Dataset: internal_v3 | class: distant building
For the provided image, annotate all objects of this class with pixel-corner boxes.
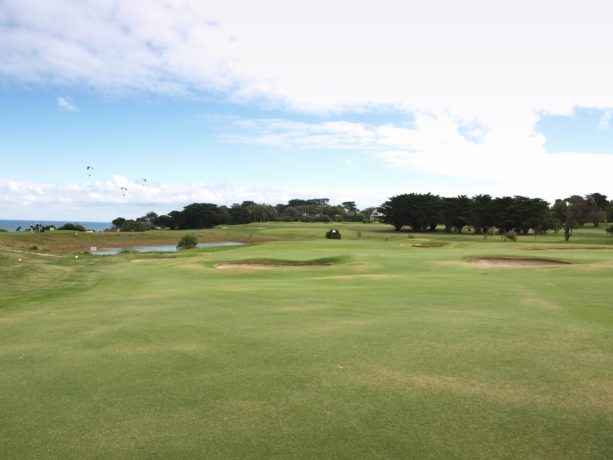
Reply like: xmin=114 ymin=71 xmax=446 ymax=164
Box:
xmin=370 ymin=210 xmax=384 ymax=222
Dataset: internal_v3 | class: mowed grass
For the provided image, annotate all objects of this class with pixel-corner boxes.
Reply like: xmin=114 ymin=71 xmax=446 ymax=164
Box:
xmin=1 ymin=223 xmax=613 ymax=459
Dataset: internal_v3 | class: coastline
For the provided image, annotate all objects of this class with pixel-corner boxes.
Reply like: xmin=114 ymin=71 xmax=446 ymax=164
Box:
xmin=0 ymin=219 xmax=112 ymax=232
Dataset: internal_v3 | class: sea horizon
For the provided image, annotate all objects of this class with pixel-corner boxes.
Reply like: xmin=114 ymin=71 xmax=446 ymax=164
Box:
xmin=0 ymin=219 xmax=112 ymax=232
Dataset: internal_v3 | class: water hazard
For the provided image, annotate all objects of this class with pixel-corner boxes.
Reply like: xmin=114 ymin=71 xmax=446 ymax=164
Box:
xmin=92 ymin=242 xmax=244 ymax=255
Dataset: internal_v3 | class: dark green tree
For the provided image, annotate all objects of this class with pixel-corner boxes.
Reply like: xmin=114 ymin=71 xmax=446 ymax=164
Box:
xmin=154 ymin=214 xmax=177 ymax=229
xmin=468 ymin=194 xmax=495 ymax=235
xmin=228 ymin=203 xmax=250 ymax=224
xmin=136 ymin=211 xmax=159 ymax=230
xmin=440 ymin=195 xmax=471 ymax=233
xmin=557 ymin=196 xmax=585 ymax=241
xmin=341 ymin=201 xmax=358 ymax=213
xmin=378 ymin=195 xmax=411 ymax=231
xmin=179 ymin=203 xmax=228 ymax=229
xmin=585 ymin=193 xmax=608 ymax=227
xmin=379 ymin=193 xmax=442 ymax=231
xmin=492 ymin=196 xmax=516 ymax=233
xmin=58 ymin=223 xmax=86 ymax=232
xmin=112 ymin=217 xmax=126 ymax=230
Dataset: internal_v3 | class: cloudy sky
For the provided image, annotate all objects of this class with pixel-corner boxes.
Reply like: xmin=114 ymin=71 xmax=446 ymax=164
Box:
xmin=1 ymin=0 xmax=613 ymax=221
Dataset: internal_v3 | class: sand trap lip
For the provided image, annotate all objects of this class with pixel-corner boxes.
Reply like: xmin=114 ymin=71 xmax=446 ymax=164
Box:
xmin=412 ymin=242 xmax=448 ymax=248
xmin=312 ymin=274 xmax=399 ymax=280
xmin=467 ymin=257 xmax=572 ymax=266
xmin=524 ymin=246 xmax=613 ymax=251
xmin=216 ymin=262 xmax=330 ymax=270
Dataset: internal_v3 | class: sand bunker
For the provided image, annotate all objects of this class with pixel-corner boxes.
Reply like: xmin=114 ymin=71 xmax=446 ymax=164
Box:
xmin=412 ymin=242 xmax=448 ymax=248
xmin=216 ymin=262 xmax=330 ymax=270
xmin=467 ymin=257 xmax=572 ymax=267
xmin=216 ymin=263 xmax=277 ymax=270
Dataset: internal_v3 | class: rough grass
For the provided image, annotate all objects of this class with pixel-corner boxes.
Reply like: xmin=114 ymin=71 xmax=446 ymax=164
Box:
xmin=1 ymin=223 xmax=612 ymax=459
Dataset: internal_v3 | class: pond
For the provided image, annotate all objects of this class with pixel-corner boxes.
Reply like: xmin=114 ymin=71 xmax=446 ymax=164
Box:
xmin=92 ymin=242 xmax=244 ymax=256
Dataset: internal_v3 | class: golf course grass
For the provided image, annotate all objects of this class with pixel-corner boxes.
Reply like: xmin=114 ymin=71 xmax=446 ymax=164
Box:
xmin=1 ymin=223 xmax=612 ymax=458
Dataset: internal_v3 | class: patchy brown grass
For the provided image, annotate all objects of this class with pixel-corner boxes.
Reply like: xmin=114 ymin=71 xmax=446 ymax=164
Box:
xmin=466 ymin=257 xmax=572 ymax=266
xmin=344 ymin=366 xmax=613 ymax=411
xmin=215 ymin=262 xmax=330 ymax=270
xmin=524 ymin=246 xmax=613 ymax=251
xmin=311 ymin=274 xmax=400 ymax=280
xmin=275 ymin=304 xmax=332 ymax=313
xmin=130 ymin=256 xmax=179 ymax=263
xmin=101 ymin=343 xmax=203 ymax=354
xmin=521 ymin=293 xmax=562 ymax=310
xmin=299 ymin=319 xmax=376 ymax=337
xmin=411 ymin=242 xmax=449 ymax=248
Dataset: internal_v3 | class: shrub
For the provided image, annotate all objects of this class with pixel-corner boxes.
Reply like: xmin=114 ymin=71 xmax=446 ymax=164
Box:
xmin=504 ymin=230 xmax=518 ymax=242
xmin=120 ymin=220 xmax=146 ymax=232
xmin=607 ymin=225 xmax=613 ymax=236
xmin=0 ymin=228 xmax=7 ymax=232
xmin=325 ymin=229 xmax=341 ymax=240
xmin=177 ymin=234 xmax=198 ymax=250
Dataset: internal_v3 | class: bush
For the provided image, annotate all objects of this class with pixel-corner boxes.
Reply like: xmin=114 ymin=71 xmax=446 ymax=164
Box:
xmin=325 ymin=229 xmax=341 ymax=240
xmin=606 ymin=225 xmax=613 ymax=236
xmin=177 ymin=234 xmax=198 ymax=250
xmin=58 ymin=223 xmax=86 ymax=232
xmin=120 ymin=220 xmax=147 ymax=232
xmin=0 ymin=228 xmax=7 ymax=232
xmin=504 ymin=230 xmax=518 ymax=242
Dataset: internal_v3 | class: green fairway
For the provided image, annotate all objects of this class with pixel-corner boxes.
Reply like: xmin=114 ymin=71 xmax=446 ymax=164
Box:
xmin=1 ymin=223 xmax=613 ymax=459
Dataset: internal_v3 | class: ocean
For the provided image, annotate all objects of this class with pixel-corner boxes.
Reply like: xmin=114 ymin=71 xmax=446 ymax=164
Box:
xmin=0 ymin=220 xmax=112 ymax=232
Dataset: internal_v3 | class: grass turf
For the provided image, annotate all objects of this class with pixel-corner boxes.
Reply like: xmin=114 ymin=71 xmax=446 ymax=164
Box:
xmin=1 ymin=223 xmax=612 ymax=458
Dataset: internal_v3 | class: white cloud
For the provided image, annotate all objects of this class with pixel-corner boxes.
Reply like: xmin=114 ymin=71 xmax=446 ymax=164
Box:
xmin=2 ymin=1 xmax=613 ymax=203
xmin=0 ymin=177 xmax=391 ymax=220
xmin=206 ymin=116 xmax=377 ymax=150
xmin=0 ymin=0 xmax=244 ymax=97
xmin=598 ymin=111 xmax=613 ymax=130
xmin=56 ymin=96 xmax=78 ymax=111
xmin=213 ymin=111 xmax=613 ymax=202
xmin=2 ymin=0 xmax=613 ymax=115
xmin=373 ymin=111 xmax=613 ymax=201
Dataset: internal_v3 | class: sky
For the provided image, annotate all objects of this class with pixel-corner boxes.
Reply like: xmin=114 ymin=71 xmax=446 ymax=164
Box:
xmin=1 ymin=0 xmax=613 ymax=221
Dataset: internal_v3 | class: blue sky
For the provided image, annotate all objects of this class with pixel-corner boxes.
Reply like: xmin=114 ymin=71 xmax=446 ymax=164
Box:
xmin=537 ymin=108 xmax=613 ymax=154
xmin=1 ymin=1 xmax=613 ymax=220
xmin=0 ymin=87 xmax=426 ymax=193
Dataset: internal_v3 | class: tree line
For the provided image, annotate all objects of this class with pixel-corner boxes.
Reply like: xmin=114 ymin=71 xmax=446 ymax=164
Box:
xmin=111 ymin=193 xmax=612 ymax=242
xmin=112 ymin=199 xmax=375 ymax=232
xmin=378 ymin=192 xmax=612 ymax=241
